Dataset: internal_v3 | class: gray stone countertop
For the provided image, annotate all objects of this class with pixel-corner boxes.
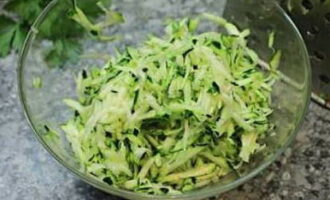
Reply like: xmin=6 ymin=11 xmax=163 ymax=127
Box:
xmin=0 ymin=53 xmax=329 ymax=200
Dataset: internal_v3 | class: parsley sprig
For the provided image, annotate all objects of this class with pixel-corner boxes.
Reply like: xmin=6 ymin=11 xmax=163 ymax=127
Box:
xmin=0 ymin=0 xmax=118 ymax=67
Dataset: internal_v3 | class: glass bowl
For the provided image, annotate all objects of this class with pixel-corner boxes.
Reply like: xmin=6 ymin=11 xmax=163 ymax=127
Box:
xmin=18 ymin=0 xmax=311 ymax=199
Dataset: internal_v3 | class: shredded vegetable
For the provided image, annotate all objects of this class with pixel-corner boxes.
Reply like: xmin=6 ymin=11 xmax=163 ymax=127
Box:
xmin=62 ymin=14 xmax=279 ymax=194
xmin=32 ymin=77 xmax=42 ymax=89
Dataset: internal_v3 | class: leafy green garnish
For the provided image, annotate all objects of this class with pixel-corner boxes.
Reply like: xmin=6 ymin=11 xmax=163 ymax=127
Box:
xmin=0 ymin=16 xmax=26 ymax=57
xmin=0 ymin=0 xmax=121 ymax=67
xmin=62 ymin=14 xmax=279 ymax=194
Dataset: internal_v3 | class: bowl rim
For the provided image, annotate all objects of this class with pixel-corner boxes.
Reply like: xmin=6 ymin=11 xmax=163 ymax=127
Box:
xmin=17 ymin=0 xmax=312 ymax=199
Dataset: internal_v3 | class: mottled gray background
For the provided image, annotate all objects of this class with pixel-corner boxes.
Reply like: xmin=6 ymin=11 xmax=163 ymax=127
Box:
xmin=0 ymin=51 xmax=329 ymax=200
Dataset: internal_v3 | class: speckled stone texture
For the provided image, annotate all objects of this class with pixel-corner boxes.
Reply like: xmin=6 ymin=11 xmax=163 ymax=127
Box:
xmin=0 ymin=52 xmax=329 ymax=200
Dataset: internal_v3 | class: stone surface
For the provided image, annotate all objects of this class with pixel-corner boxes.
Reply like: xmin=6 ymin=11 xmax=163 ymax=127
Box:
xmin=1 ymin=52 xmax=329 ymax=200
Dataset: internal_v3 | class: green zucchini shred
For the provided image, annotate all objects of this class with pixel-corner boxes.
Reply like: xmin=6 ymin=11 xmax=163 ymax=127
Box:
xmin=32 ymin=77 xmax=42 ymax=89
xmin=62 ymin=13 xmax=279 ymax=194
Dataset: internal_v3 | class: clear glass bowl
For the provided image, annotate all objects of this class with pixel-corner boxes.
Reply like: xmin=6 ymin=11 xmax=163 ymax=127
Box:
xmin=18 ymin=0 xmax=311 ymax=199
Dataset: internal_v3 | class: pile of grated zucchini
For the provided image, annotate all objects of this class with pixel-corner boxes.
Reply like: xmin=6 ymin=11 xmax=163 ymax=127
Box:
xmin=62 ymin=13 xmax=280 ymax=194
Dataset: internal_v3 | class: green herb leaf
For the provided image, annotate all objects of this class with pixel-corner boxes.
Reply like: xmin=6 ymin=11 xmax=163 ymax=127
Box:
xmin=4 ymin=0 xmax=41 ymax=23
xmin=44 ymin=39 xmax=82 ymax=68
xmin=0 ymin=16 xmax=18 ymax=56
